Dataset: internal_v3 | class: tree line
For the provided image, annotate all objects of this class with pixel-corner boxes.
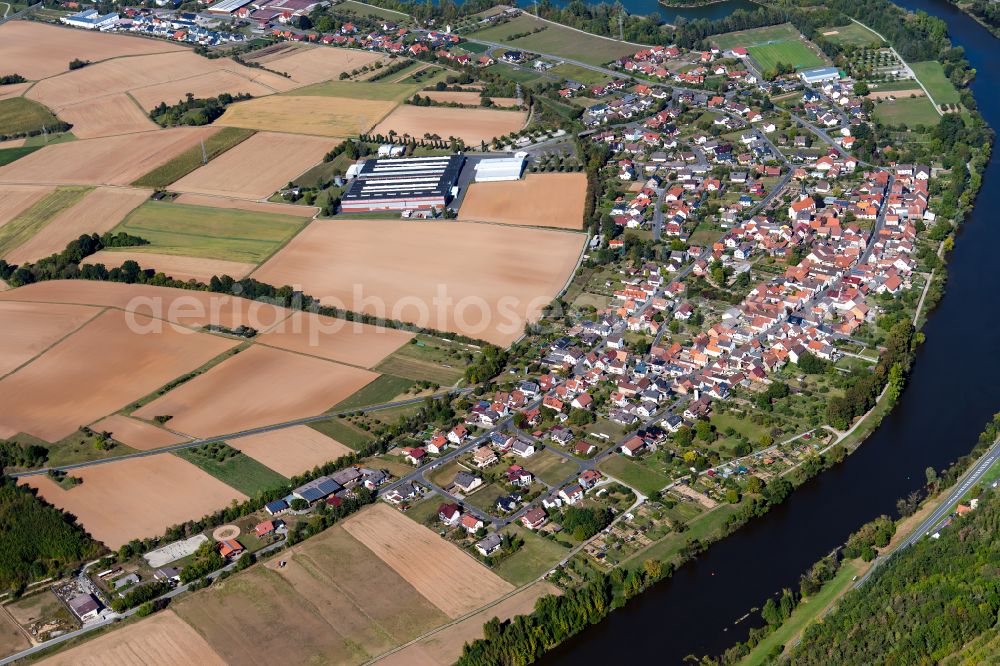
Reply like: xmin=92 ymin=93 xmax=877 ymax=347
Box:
xmin=150 ymin=92 xmax=252 ymax=127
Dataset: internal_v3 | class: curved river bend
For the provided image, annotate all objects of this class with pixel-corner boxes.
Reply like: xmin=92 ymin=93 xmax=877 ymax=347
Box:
xmin=543 ymin=1 xmax=1000 ymax=662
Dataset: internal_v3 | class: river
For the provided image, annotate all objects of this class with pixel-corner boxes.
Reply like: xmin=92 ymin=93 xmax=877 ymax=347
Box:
xmin=542 ymin=0 xmax=1000 ymax=663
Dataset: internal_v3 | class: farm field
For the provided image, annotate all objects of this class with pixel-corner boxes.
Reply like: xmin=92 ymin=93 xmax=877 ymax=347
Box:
xmin=91 ymin=414 xmax=189 ymax=451
xmin=0 ymin=97 xmax=63 ymax=138
xmin=5 ymin=186 xmax=149 ymax=264
xmin=132 ymin=126 xmax=254 ymax=189
xmin=748 ymin=41 xmax=824 ymax=71
xmin=83 ymin=250 xmax=256 ymax=283
xmin=289 ymin=79 xmax=421 ymax=102
xmin=133 ymin=345 xmax=378 ymax=438
xmin=102 ymin=199 xmax=307 ymax=263
xmin=0 ymin=145 xmax=40 ymax=167
xmin=458 ymin=172 xmax=586 ymax=229
xmin=0 ymin=300 xmax=99 ymax=377
xmin=0 ymin=184 xmax=54 ymax=228
xmin=0 ymin=21 xmax=183 ymax=81
xmin=170 ymin=131 xmax=334 ymax=200
xmin=0 ymin=308 xmax=238 ymax=442
xmin=250 ymin=219 xmax=586 ymax=346
xmin=332 ymin=374 xmax=414 ymax=410
xmin=173 ymin=192 xmax=317 ymax=217
xmin=817 ymin=23 xmax=884 ymax=47
xmin=873 ymin=95 xmax=941 ymax=127
xmin=36 ymin=610 xmax=227 ymax=666
xmin=308 ymin=418 xmax=374 ymax=450
xmin=375 ymin=581 xmax=559 ymax=666
xmin=228 ymin=425 xmax=353 ymax=477
xmin=469 ymin=14 xmax=636 ymax=66
xmin=911 ymin=60 xmax=962 ymax=105
xmin=26 ymin=50 xmax=293 ymax=110
xmin=217 ymin=94 xmax=396 ymax=138
xmin=0 ymin=82 xmax=33 ymax=102
xmin=246 ymin=43 xmax=385 ymax=85
xmin=422 ymin=90 xmax=520 ymax=107
xmin=373 ymin=337 xmax=466 ymax=386
xmin=0 ymin=610 xmax=32 ymax=659
xmin=20 ymin=453 xmax=247 ymax=548
xmin=710 ymin=23 xmax=803 ymax=50
xmin=258 ymin=310 xmax=413 ymax=368
xmin=175 ymin=446 xmax=288 ymax=496
xmin=54 ymin=94 xmax=156 ymax=139
xmin=341 ymin=503 xmax=514 ymax=618
xmin=0 ymin=186 xmax=90 ymax=258
xmin=0 ymin=126 xmax=218 ymax=186
xmin=372 ymin=104 xmax=526 ymax=144
xmin=171 ymin=522 xmax=449 ymax=664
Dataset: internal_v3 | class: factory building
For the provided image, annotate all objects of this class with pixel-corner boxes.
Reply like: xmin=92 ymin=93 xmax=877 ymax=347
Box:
xmin=340 ymin=155 xmax=466 ymax=213
xmin=473 ymin=156 xmax=526 ymax=182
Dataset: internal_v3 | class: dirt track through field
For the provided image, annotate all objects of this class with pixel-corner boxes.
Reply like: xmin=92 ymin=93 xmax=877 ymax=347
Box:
xmin=342 ymin=503 xmax=514 ymax=618
xmin=251 ymin=219 xmax=586 ymax=345
xmin=5 ymin=187 xmax=150 ymax=264
xmin=228 ymin=425 xmax=353 ymax=479
xmin=372 ymin=105 xmax=526 ymax=144
xmin=133 ymin=345 xmax=378 ymax=438
xmin=459 ymin=172 xmax=587 ymax=230
xmin=91 ymin=414 xmax=190 ymax=451
xmin=0 ymin=308 xmax=238 ymax=441
xmin=21 ymin=454 xmax=247 ymax=548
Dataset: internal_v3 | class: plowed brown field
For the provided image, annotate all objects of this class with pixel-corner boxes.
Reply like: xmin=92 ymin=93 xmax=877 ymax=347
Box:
xmin=55 ymin=94 xmax=157 ymax=139
xmin=0 ymin=185 xmax=54 ymax=228
xmin=372 ymin=105 xmax=526 ymax=144
xmin=0 ymin=300 xmax=99 ymax=377
xmin=258 ymin=310 xmax=412 ymax=368
xmin=247 ymin=44 xmax=385 ymax=85
xmin=84 ymin=250 xmax=256 ymax=283
xmin=228 ymin=425 xmax=352 ymax=477
xmin=91 ymin=414 xmax=189 ymax=451
xmin=459 ymin=173 xmax=587 ymax=230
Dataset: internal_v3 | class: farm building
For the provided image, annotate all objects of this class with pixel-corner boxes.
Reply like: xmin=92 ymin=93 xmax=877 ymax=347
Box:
xmin=68 ymin=594 xmax=102 ymax=622
xmin=340 ymin=155 xmax=466 ymax=213
xmin=473 ymin=156 xmax=526 ymax=182
xmin=206 ymin=0 xmax=255 ymax=14
xmin=61 ymin=8 xmax=119 ymax=29
xmin=799 ymin=67 xmax=842 ymax=84
xmin=292 ymin=475 xmax=342 ymax=504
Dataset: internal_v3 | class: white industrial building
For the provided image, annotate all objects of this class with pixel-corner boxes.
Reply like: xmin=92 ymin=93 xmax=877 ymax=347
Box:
xmin=473 ymin=156 xmax=526 ymax=182
xmin=799 ymin=67 xmax=842 ymax=85
xmin=61 ymin=8 xmax=119 ymax=29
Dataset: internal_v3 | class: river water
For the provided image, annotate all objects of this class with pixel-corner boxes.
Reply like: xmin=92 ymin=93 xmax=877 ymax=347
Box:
xmin=542 ymin=0 xmax=1000 ymax=662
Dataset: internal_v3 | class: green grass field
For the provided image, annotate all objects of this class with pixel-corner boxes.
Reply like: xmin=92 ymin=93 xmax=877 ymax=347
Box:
xmin=0 ymin=144 xmax=40 ymax=167
xmin=549 ymin=63 xmax=611 ymax=86
xmin=598 ymin=456 xmax=670 ymax=497
xmin=308 ymin=418 xmax=374 ymax=450
xmin=816 ymin=23 xmax=883 ymax=48
xmin=337 ymin=0 xmax=410 ymax=21
xmin=175 ymin=446 xmax=289 ymax=497
xmin=911 ymin=60 xmax=962 ymax=105
xmin=471 ymin=14 xmax=636 ymax=66
xmin=623 ymin=502 xmax=741 ymax=569
xmin=131 ymin=127 xmax=254 ymax=189
xmin=873 ymin=96 xmax=941 ymax=127
xmin=494 ymin=524 xmax=569 ymax=585
xmin=107 ymin=200 xmax=306 ymax=263
xmin=711 ymin=23 xmax=802 ymax=50
xmin=484 ymin=63 xmax=543 ymax=84
xmin=22 ymin=132 xmax=76 ymax=147
xmin=528 ymin=449 xmax=580 ymax=487
xmin=331 ymin=375 xmax=414 ymax=411
xmin=748 ymin=41 xmax=824 ymax=72
xmin=0 ymin=98 xmax=63 ymax=138
xmin=287 ymin=79 xmax=419 ymax=102
xmin=0 ymin=186 xmax=90 ymax=257
xmin=372 ymin=337 xmax=466 ymax=386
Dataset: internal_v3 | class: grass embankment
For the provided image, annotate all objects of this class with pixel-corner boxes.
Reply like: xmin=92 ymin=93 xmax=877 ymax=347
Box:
xmin=0 ymin=186 xmax=90 ymax=256
xmin=131 ymin=127 xmax=255 ymax=188
xmin=108 ymin=200 xmax=306 ymax=263
xmin=0 ymin=97 xmax=63 ymax=137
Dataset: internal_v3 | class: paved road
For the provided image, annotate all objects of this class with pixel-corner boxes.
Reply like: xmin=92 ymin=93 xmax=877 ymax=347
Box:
xmin=854 ymin=435 xmax=1000 ymax=588
xmin=10 ymin=389 xmax=474 ymax=479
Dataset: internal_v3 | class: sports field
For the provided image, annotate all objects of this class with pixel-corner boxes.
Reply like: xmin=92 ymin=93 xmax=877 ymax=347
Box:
xmin=711 ymin=23 xmax=803 ymax=50
xmin=107 ymin=200 xmax=307 ymax=263
xmin=817 ymin=23 xmax=884 ymax=48
xmin=0 ymin=97 xmax=63 ymax=137
xmin=748 ymin=41 xmax=824 ymax=71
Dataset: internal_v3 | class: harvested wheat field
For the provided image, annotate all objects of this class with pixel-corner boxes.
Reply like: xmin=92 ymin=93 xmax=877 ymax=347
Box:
xmin=0 ymin=127 xmax=217 ymax=186
xmin=259 ymin=310 xmax=412 ymax=368
xmin=0 ymin=280 xmax=289 ymax=331
xmin=868 ymin=88 xmax=924 ymax=100
xmin=21 ymin=454 xmax=247 ymax=548
xmin=5 ymin=187 xmax=150 ymax=264
xmin=459 ymin=172 xmax=587 ymax=230
xmin=0 ymin=607 xmax=28 ymax=658
xmin=172 ymin=522 xmax=448 ymax=665
xmin=0 ymin=82 xmax=32 ymax=102
xmin=217 ymin=95 xmax=396 ymax=138
xmin=37 ymin=610 xmax=225 ymax=666
xmin=0 ymin=300 xmax=100 ymax=378
xmin=91 ymin=414 xmax=189 ymax=451
xmin=55 ymin=94 xmax=157 ymax=139
xmin=173 ymin=193 xmax=317 ymax=217
xmin=27 ymin=51 xmax=294 ymax=110
xmin=229 ymin=425 xmax=352 ymax=477
xmin=342 ymin=503 xmax=514 ymax=618
xmin=247 ymin=44 xmax=385 ymax=85
xmin=0 ymin=185 xmax=54 ymax=228
xmin=0 ymin=309 xmax=238 ymax=441
xmin=251 ymin=220 xmax=586 ymax=345
xmin=423 ymin=90 xmax=521 ymax=108
xmin=375 ymin=581 xmax=559 ymax=666
xmin=0 ymin=21 xmax=183 ymax=81
xmin=170 ymin=131 xmax=334 ymax=200
xmin=133 ymin=345 xmax=377 ymax=438
xmin=373 ymin=105 xmax=526 ymax=145
xmin=85 ymin=250 xmax=256 ymax=283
